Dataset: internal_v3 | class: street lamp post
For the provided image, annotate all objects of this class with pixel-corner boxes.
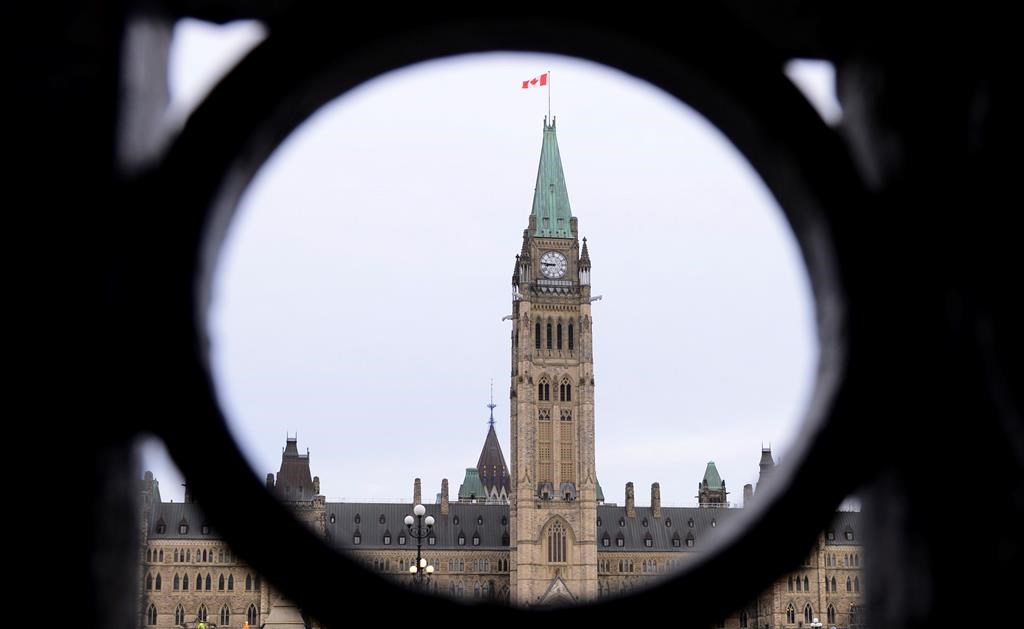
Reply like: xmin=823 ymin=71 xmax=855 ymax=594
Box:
xmin=404 ymin=504 xmax=435 ymax=589
xmin=809 ymin=617 xmax=822 ymax=629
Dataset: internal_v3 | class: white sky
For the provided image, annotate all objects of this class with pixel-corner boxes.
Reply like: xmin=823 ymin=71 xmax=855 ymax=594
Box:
xmin=142 ymin=20 xmax=842 ymax=508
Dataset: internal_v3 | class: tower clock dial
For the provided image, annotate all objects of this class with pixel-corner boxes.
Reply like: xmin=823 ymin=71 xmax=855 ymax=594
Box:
xmin=540 ymin=251 xmax=568 ymax=278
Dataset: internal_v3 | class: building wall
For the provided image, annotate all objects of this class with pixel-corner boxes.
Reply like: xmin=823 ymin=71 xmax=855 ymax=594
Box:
xmin=139 ymin=540 xmax=264 ymax=628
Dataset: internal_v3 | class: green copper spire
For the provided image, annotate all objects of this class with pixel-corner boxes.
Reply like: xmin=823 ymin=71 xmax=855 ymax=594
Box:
xmin=702 ymin=461 xmax=724 ymax=490
xmin=531 ymin=117 xmax=575 ymax=238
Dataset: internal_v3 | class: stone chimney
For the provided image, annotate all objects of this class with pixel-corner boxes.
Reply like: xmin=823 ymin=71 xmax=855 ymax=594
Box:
xmin=743 ymin=483 xmax=754 ymax=507
xmin=313 ymin=476 xmax=320 ymax=496
xmin=183 ymin=482 xmax=193 ymax=504
xmin=625 ymin=482 xmax=636 ymax=518
xmin=440 ymin=478 xmax=450 ymax=515
xmin=414 ymin=477 xmax=422 ymax=505
xmin=651 ymin=482 xmax=661 ymax=518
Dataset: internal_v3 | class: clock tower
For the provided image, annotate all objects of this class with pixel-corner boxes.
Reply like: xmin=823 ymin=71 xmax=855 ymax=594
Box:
xmin=509 ymin=118 xmax=598 ymax=605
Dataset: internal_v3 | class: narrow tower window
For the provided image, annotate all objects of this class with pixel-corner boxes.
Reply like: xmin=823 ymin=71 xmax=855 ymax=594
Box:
xmin=538 ymin=377 xmax=550 ymax=401
xmin=547 ymin=521 xmax=567 ymax=563
xmin=568 ymin=323 xmax=574 ymax=350
xmin=557 ymin=323 xmax=563 ymax=349
xmin=546 ymin=322 xmax=552 ymax=349
xmin=535 ymin=322 xmax=541 ymax=349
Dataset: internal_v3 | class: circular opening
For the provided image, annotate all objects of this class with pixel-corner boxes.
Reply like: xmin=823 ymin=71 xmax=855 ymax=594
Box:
xmin=207 ymin=52 xmax=813 ymax=604
xmin=150 ymin=20 xmax=855 ymax=623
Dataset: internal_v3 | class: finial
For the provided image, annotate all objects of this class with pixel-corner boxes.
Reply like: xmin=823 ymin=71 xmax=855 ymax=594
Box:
xmin=487 ymin=380 xmax=497 ymax=427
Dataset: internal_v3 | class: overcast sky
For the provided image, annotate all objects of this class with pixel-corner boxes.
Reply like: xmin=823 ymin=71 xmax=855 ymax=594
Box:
xmin=142 ymin=20 xmax=841 ymax=508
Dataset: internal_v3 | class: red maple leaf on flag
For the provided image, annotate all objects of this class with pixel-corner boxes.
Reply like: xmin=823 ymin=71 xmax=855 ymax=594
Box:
xmin=522 ymin=73 xmax=549 ymax=89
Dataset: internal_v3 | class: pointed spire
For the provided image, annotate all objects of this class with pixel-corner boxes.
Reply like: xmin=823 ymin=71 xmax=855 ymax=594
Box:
xmin=475 ymin=400 xmax=511 ymax=502
xmin=702 ymin=461 xmax=724 ymax=489
xmin=579 ymin=237 xmax=591 ymax=268
xmin=531 ymin=119 xmax=574 ymax=238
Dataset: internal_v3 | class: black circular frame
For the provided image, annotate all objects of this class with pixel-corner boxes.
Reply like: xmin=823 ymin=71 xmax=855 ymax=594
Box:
xmin=147 ymin=15 xmax=867 ymax=624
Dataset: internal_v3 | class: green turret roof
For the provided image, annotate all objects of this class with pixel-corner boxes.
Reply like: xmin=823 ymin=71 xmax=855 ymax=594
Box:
xmin=531 ymin=118 xmax=574 ymax=238
xmin=458 ymin=468 xmax=486 ymax=501
xmin=702 ymin=461 xmax=724 ymax=489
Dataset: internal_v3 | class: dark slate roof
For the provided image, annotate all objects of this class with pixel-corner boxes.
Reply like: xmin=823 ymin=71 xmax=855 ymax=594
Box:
xmin=597 ymin=505 xmax=739 ymax=552
xmin=147 ymin=502 xmax=220 ymax=540
xmin=476 ymin=424 xmax=511 ymax=497
xmin=825 ymin=511 xmax=863 ymax=545
xmin=327 ymin=502 xmax=510 ymax=551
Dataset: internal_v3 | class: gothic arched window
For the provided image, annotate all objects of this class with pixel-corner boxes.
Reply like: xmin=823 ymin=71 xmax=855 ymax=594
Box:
xmin=220 ymin=605 xmax=230 ymax=626
xmin=174 ymin=605 xmax=184 ymax=626
xmin=831 ymin=576 xmax=837 ymax=591
xmin=246 ymin=574 xmax=253 ymax=591
xmin=182 ymin=574 xmax=189 ymax=591
xmin=568 ymin=323 xmax=574 ymax=350
xmin=804 ymin=604 xmax=813 ymax=623
xmin=154 ymin=574 xmax=161 ymax=591
xmin=146 ymin=604 xmax=157 ymax=626
xmin=560 ymin=409 xmax=572 ymax=421
xmin=854 ymin=576 xmax=861 ymax=592
xmin=546 ymin=322 xmax=552 ymax=349
xmin=247 ymin=604 xmax=258 ymax=626
xmin=788 ymin=575 xmax=794 ymax=591
xmin=227 ymin=574 xmax=234 ymax=591
xmin=173 ymin=549 xmax=178 ymax=563
xmin=158 ymin=549 xmax=163 ymax=562
xmin=205 ymin=573 xmax=212 ymax=591
xmin=538 ymin=377 xmax=550 ymax=401
xmin=145 ymin=573 xmax=152 ymax=590
xmin=219 ymin=574 xmax=225 ymax=591
xmin=547 ymin=521 xmax=567 ymax=563
xmin=560 ymin=377 xmax=572 ymax=402
xmin=827 ymin=604 xmax=836 ymax=625
xmin=846 ymin=576 xmax=852 ymax=591
xmin=556 ymin=322 xmax=563 ymax=349
xmin=535 ymin=322 xmax=541 ymax=349
xmin=804 ymin=575 xmax=809 ymax=591
xmin=786 ymin=604 xmax=795 ymax=624
xmin=198 ymin=604 xmax=208 ymax=622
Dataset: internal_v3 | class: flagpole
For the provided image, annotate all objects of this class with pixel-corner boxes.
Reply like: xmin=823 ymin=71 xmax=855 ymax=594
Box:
xmin=548 ymin=70 xmax=552 ymax=122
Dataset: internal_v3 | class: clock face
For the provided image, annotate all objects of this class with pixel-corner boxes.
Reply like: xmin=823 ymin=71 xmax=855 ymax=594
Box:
xmin=540 ymin=251 xmax=568 ymax=278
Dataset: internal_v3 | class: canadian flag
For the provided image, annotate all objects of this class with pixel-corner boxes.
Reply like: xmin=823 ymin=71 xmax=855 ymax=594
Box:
xmin=522 ymin=73 xmax=549 ymax=89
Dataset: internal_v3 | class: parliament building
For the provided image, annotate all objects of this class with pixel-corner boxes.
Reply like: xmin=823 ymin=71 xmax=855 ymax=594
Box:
xmin=137 ymin=120 xmax=865 ymax=628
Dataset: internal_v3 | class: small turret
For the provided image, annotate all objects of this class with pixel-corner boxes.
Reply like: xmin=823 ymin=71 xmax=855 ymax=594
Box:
xmin=579 ymin=237 xmax=592 ymax=286
xmin=651 ymin=482 xmax=662 ymax=518
xmin=625 ymin=482 xmax=636 ymax=518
